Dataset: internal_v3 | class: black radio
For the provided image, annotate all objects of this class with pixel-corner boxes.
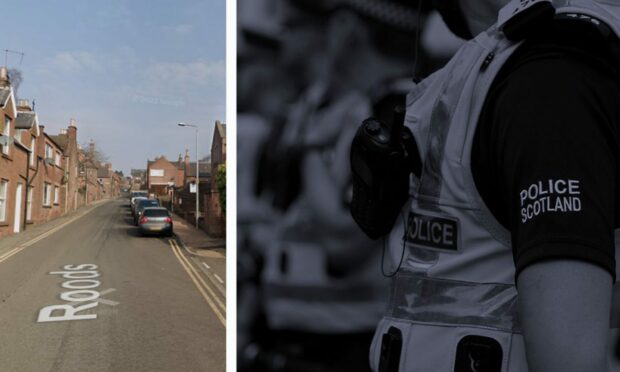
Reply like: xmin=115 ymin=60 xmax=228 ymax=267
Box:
xmin=350 ymin=105 xmax=420 ymax=240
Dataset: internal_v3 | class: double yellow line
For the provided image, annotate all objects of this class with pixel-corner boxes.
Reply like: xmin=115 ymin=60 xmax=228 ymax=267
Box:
xmin=168 ymin=239 xmax=226 ymax=326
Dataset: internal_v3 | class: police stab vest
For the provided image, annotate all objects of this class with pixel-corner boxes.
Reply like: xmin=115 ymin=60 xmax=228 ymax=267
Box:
xmin=370 ymin=1 xmax=620 ymax=371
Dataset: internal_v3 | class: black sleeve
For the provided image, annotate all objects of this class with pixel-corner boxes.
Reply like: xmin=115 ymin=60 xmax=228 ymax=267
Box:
xmin=476 ymin=26 xmax=620 ymax=280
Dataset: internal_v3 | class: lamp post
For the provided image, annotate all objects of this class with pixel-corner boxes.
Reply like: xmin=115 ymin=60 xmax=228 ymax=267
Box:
xmin=178 ymin=123 xmax=199 ymax=228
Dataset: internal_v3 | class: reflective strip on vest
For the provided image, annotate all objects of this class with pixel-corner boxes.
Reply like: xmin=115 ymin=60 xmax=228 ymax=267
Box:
xmin=386 ymin=271 xmax=520 ymax=332
xmin=387 ymin=271 xmax=620 ymax=332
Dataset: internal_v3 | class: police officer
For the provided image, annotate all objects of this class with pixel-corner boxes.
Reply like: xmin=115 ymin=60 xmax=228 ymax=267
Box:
xmin=351 ymin=0 xmax=620 ymax=371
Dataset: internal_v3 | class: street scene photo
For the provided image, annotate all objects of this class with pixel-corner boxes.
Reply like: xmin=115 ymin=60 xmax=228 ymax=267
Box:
xmin=0 ymin=1 xmax=226 ymax=371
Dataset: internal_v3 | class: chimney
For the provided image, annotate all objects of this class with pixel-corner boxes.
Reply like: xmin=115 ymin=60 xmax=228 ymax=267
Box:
xmin=89 ymin=140 xmax=95 ymax=156
xmin=0 ymin=67 xmax=9 ymax=88
xmin=184 ymin=148 xmax=190 ymax=169
xmin=67 ymin=118 xmax=77 ymax=143
xmin=17 ymin=99 xmax=31 ymax=111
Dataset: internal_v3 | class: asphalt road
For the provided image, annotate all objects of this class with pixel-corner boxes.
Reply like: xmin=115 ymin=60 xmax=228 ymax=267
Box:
xmin=0 ymin=200 xmax=226 ymax=372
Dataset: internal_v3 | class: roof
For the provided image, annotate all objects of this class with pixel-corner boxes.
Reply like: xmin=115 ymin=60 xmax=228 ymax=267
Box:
xmin=44 ymin=132 xmax=63 ymax=151
xmin=49 ymin=134 xmax=68 ymax=151
xmin=147 ymin=156 xmax=182 ymax=169
xmin=216 ymin=121 xmax=226 ymax=139
xmin=97 ymin=167 xmax=111 ymax=178
xmin=131 ymin=169 xmax=146 ymax=177
xmin=15 ymin=111 xmax=36 ymax=130
xmin=185 ymin=162 xmax=211 ymax=177
xmin=0 ymin=89 xmax=10 ymax=108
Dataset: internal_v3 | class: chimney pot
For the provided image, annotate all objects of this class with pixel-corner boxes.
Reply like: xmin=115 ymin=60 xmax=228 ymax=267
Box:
xmin=0 ymin=67 xmax=8 ymax=87
xmin=17 ymin=99 xmax=31 ymax=111
xmin=69 ymin=118 xmax=76 ymax=127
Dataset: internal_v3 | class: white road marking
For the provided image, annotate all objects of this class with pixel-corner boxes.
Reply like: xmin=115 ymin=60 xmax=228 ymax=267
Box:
xmin=202 ymin=262 xmax=211 ymax=270
xmin=98 ymin=298 xmax=120 ymax=306
xmin=213 ymin=273 xmax=224 ymax=284
xmin=99 ymin=288 xmax=116 ymax=296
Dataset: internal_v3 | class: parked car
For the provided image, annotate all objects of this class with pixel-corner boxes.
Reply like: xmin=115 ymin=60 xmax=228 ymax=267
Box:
xmin=134 ymin=199 xmax=161 ymax=224
xmin=131 ymin=196 xmax=148 ymax=215
xmin=129 ymin=191 xmax=148 ymax=207
xmin=137 ymin=207 xmax=173 ymax=237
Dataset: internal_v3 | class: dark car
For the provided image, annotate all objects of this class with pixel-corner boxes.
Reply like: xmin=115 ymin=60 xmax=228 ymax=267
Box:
xmin=134 ymin=199 xmax=161 ymax=224
xmin=131 ymin=196 xmax=148 ymax=215
xmin=137 ymin=208 xmax=173 ymax=236
xmin=129 ymin=191 xmax=148 ymax=207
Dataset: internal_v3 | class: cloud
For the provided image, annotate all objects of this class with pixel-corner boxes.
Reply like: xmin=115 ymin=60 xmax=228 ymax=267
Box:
xmin=166 ymin=24 xmax=194 ymax=35
xmin=47 ymin=51 xmax=105 ymax=74
xmin=143 ymin=60 xmax=225 ymax=87
xmin=41 ymin=47 xmax=137 ymax=77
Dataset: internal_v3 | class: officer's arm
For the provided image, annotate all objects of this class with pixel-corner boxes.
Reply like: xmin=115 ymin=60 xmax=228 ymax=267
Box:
xmin=517 ymin=259 xmax=613 ymax=372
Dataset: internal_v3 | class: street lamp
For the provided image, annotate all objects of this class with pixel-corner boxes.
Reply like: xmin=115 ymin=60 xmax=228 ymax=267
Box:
xmin=178 ymin=123 xmax=200 ymax=228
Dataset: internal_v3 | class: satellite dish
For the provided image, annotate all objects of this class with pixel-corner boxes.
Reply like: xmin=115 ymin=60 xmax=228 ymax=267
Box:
xmin=44 ymin=157 xmax=54 ymax=165
xmin=0 ymin=136 xmax=14 ymax=146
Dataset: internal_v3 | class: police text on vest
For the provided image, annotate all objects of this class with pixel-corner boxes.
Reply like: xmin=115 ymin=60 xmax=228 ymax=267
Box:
xmin=520 ymin=179 xmax=582 ymax=223
xmin=406 ymin=212 xmax=459 ymax=251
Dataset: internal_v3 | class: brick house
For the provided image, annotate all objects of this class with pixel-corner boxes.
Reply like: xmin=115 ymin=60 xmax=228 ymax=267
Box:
xmin=210 ymin=120 xmax=226 ymax=190
xmin=97 ymin=163 xmax=121 ymax=198
xmin=205 ymin=120 xmax=226 ymax=237
xmin=146 ymin=156 xmax=184 ymax=196
xmin=79 ymin=145 xmax=102 ymax=204
xmin=0 ymin=69 xmax=30 ymax=238
xmin=27 ymin=129 xmax=67 ymax=224
xmin=49 ymin=119 xmax=81 ymax=212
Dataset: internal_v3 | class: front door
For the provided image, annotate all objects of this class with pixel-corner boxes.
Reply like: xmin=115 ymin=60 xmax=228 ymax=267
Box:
xmin=14 ymin=183 xmax=22 ymax=233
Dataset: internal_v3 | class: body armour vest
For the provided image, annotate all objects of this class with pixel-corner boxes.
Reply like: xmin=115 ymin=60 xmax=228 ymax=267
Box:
xmin=370 ymin=1 xmax=620 ymax=371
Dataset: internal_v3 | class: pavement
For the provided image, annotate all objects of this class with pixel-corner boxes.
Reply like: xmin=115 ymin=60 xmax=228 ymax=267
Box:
xmin=0 ymin=199 xmax=225 ymax=371
xmin=170 ymin=212 xmax=226 ymax=300
xmin=171 ymin=213 xmax=225 ymax=253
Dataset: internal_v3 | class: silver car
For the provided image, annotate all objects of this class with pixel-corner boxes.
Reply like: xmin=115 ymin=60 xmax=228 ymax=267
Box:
xmin=137 ymin=207 xmax=173 ymax=237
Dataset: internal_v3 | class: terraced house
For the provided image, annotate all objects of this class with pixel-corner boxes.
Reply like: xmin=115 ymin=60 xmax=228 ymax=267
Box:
xmin=0 ymin=67 xmax=119 ymax=239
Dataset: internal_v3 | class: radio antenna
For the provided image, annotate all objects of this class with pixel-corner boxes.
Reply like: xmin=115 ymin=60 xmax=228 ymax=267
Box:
xmin=4 ymin=49 xmax=25 ymax=67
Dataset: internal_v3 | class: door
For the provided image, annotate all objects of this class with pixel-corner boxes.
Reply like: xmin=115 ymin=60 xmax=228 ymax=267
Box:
xmin=14 ymin=183 xmax=22 ymax=233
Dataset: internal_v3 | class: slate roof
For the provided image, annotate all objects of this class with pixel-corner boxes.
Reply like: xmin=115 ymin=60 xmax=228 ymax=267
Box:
xmin=49 ymin=134 xmax=69 ymax=152
xmin=15 ymin=112 xmax=36 ymax=129
xmin=185 ymin=162 xmax=211 ymax=177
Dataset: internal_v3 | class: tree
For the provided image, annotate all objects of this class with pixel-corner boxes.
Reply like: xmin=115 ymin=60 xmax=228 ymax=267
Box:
xmin=7 ymin=69 xmax=22 ymax=98
xmin=216 ymin=163 xmax=226 ymax=214
xmin=80 ymin=141 xmax=109 ymax=165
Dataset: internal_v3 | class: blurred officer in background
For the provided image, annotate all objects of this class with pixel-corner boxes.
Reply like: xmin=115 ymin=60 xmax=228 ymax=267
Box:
xmin=238 ymin=0 xmax=432 ymax=371
xmin=349 ymin=0 xmax=620 ymax=371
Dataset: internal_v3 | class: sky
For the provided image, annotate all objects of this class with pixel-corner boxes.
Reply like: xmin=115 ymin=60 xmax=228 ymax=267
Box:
xmin=0 ymin=0 xmax=226 ymax=175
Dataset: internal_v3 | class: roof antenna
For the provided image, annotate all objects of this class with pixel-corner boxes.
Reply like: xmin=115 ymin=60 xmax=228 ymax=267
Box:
xmin=3 ymin=49 xmax=25 ymax=67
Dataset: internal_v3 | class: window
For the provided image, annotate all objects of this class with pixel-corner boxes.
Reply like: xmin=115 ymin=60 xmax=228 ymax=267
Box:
xmin=43 ymin=183 xmax=51 ymax=206
xmin=45 ymin=143 xmax=53 ymax=160
xmin=54 ymin=186 xmax=59 ymax=205
xmin=29 ymin=137 xmax=35 ymax=166
xmin=55 ymin=151 xmax=61 ymax=167
xmin=26 ymin=187 xmax=32 ymax=220
xmin=1 ymin=116 xmax=10 ymax=155
xmin=0 ymin=180 xmax=7 ymax=221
